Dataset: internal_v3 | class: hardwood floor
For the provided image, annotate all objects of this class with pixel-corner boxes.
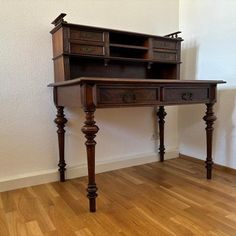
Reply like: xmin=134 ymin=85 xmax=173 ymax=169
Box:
xmin=1 ymin=157 xmax=236 ymax=235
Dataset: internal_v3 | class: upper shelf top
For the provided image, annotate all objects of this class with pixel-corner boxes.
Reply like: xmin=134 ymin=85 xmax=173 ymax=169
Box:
xmin=50 ymin=13 xmax=183 ymax=41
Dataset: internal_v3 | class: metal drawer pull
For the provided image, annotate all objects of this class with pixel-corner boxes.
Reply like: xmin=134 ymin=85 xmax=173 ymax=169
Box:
xmin=181 ymin=92 xmax=193 ymax=101
xmin=122 ymin=93 xmax=136 ymax=103
xmin=80 ymin=46 xmax=94 ymax=53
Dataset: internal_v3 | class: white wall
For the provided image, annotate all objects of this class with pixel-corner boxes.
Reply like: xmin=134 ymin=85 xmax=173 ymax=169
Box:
xmin=0 ymin=0 xmax=179 ymax=190
xmin=179 ymin=0 xmax=236 ymax=168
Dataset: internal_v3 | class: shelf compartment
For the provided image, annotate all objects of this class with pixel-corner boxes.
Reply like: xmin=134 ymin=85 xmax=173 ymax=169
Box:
xmin=65 ymin=53 xmax=180 ymax=64
xmin=70 ymin=58 xmax=149 ymax=79
xmin=110 ymin=43 xmax=148 ymax=50
xmin=147 ymin=63 xmax=179 ymax=79
xmin=69 ymin=57 xmax=178 ymax=80
xmin=110 ymin=47 xmax=148 ymax=59
xmin=109 ymin=32 xmax=148 ymax=47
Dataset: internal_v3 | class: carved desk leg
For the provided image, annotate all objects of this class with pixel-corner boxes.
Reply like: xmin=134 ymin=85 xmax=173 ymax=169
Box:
xmin=81 ymin=108 xmax=99 ymax=212
xmin=54 ymin=106 xmax=68 ymax=182
xmin=157 ymin=106 xmax=167 ymax=162
xmin=203 ymin=103 xmax=216 ymax=179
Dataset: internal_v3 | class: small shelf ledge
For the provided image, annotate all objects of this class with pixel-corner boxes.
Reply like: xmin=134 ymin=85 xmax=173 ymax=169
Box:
xmin=109 ymin=43 xmax=148 ymax=50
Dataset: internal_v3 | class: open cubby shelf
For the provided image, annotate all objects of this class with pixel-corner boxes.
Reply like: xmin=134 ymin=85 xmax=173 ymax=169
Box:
xmin=109 ymin=32 xmax=148 ymax=47
xmin=69 ymin=57 xmax=178 ymax=80
xmin=51 ymin=20 xmax=182 ymax=82
xmin=109 ymin=43 xmax=148 ymax=50
xmin=109 ymin=46 xmax=148 ymax=59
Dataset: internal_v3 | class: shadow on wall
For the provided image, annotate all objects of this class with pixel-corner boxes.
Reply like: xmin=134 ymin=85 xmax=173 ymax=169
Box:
xmin=179 ymin=88 xmax=236 ymax=169
xmin=214 ymin=89 xmax=236 ymax=168
xmin=180 ymin=39 xmax=236 ymax=168
xmin=181 ymin=39 xmax=198 ymax=81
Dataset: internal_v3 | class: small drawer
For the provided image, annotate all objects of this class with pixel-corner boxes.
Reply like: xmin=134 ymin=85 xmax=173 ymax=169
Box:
xmin=97 ymin=86 xmax=159 ymax=106
xmin=70 ymin=29 xmax=104 ymax=42
xmin=153 ymin=51 xmax=177 ymax=62
xmin=70 ymin=44 xmax=104 ymax=55
xmin=163 ymin=87 xmax=209 ymax=103
xmin=153 ymin=39 xmax=177 ymax=50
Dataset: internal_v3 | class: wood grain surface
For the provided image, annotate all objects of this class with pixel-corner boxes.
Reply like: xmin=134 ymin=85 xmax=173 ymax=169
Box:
xmin=1 ymin=157 xmax=236 ymax=235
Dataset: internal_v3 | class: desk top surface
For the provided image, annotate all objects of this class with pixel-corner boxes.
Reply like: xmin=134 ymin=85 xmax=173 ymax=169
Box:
xmin=48 ymin=78 xmax=226 ymax=87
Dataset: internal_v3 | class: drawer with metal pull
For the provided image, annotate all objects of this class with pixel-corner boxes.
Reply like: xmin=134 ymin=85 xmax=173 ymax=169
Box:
xmin=70 ymin=43 xmax=105 ymax=55
xmin=70 ymin=29 xmax=104 ymax=42
xmin=162 ymin=87 xmax=210 ymax=103
xmin=153 ymin=50 xmax=178 ymax=62
xmin=96 ymin=86 xmax=159 ymax=107
xmin=153 ymin=38 xmax=177 ymax=50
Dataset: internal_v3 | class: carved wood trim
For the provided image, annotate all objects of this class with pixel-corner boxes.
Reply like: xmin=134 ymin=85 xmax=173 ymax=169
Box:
xmin=54 ymin=106 xmax=68 ymax=182
xmin=157 ymin=106 xmax=167 ymax=162
xmin=203 ymin=103 xmax=216 ymax=179
xmin=81 ymin=108 xmax=99 ymax=212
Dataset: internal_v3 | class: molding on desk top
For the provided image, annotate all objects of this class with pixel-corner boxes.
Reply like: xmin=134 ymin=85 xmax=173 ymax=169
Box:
xmin=0 ymin=149 xmax=178 ymax=192
xmin=48 ymin=77 xmax=226 ymax=87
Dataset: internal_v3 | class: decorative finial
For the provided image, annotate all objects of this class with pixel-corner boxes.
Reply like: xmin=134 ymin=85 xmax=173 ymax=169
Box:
xmin=164 ymin=31 xmax=182 ymax=38
xmin=51 ymin=13 xmax=67 ymax=26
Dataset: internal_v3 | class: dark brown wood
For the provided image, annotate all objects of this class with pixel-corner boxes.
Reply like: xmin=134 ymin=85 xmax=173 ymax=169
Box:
xmin=81 ymin=108 xmax=99 ymax=212
xmin=163 ymin=86 xmax=209 ymax=103
xmin=97 ymin=86 xmax=158 ymax=106
xmin=80 ymin=83 xmax=99 ymax=212
xmin=51 ymin=13 xmax=67 ymax=26
xmin=49 ymin=77 xmax=225 ymax=87
xmin=50 ymin=83 xmax=224 ymax=212
xmin=70 ymin=29 xmax=104 ymax=42
xmin=50 ymin=14 xmax=183 ymax=82
xmin=157 ymin=106 xmax=167 ymax=162
xmin=70 ymin=44 xmax=105 ymax=55
xmin=49 ymin=14 xmax=226 ymax=212
xmin=164 ymin=31 xmax=182 ymax=38
xmin=153 ymin=38 xmax=177 ymax=49
xmin=153 ymin=50 xmax=177 ymax=62
xmin=203 ymin=103 xmax=216 ymax=179
xmin=54 ymin=106 xmax=68 ymax=182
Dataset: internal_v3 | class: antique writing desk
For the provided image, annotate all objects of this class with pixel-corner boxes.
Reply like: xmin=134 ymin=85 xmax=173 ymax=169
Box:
xmin=49 ymin=14 xmax=225 ymax=212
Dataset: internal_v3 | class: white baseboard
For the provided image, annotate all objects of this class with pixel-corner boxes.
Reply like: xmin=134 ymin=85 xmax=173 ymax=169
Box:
xmin=0 ymin=149 xmax=179 ymax=192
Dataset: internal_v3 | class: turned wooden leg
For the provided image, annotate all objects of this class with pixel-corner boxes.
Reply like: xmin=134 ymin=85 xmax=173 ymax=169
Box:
xmin=203 ymin=103 xmax=216 ymax=179
xmin=81 ymin=108 xmax=99 ymax=212
xmin=157 ymin=106 xmax=167 ymax=162
xmin=54 ymin=106 xmax=68 ymax=182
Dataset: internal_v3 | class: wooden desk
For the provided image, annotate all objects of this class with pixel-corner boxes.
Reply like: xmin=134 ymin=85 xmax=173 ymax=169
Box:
xmin=49 ymin=14 xmax=225 ymax=212
xmin=49 ymin=77 xmax=225 ymax=212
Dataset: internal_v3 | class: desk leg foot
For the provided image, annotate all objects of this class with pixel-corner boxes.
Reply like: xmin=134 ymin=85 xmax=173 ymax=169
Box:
xmin=82 ymin=109 xmax=99 ymax=212
xmin=157 ymin=106 xmax=167 ymax=162
xmin=203 ymin=103 xmax=216 ymax=179
xmin=54 ymin=106 xmax=68 ymax=182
